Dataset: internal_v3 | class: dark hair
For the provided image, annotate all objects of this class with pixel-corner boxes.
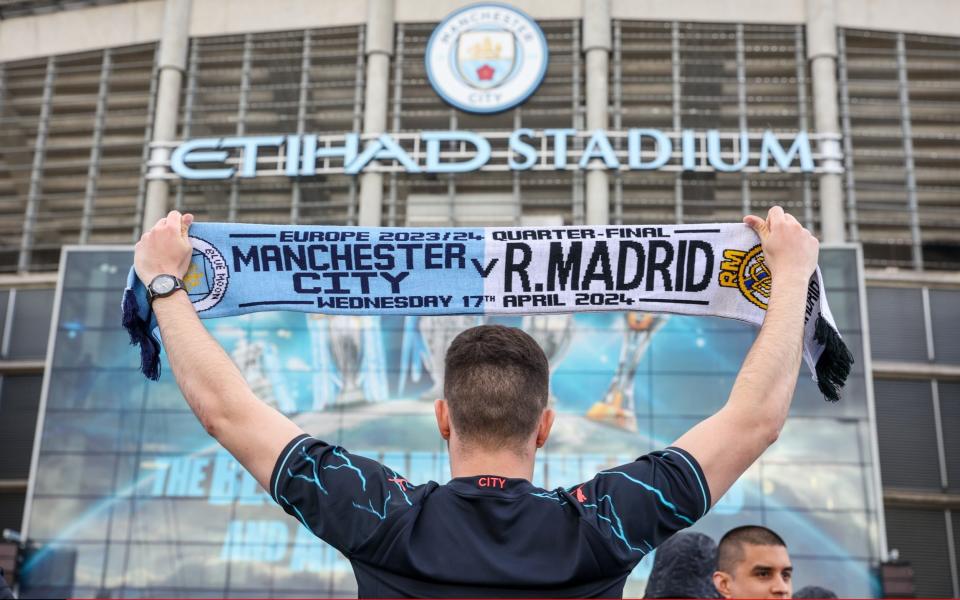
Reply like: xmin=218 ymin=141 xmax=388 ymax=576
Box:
xmin=716 ymin=525 xmax=787 ymax=573
xmin=443 ymin=325 xmax=549 ymax=448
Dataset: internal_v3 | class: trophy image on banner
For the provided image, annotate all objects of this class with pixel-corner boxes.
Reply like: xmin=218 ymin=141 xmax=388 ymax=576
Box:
xmin=417 ymin=315 xmax=482 ymax=401
xmin=587 ymin=313 xmax=667 ymax=431
xmin=328 ymin=315 xmax=368 ymax=406
xmin=522 ymin=314 xmax=574 ymax=404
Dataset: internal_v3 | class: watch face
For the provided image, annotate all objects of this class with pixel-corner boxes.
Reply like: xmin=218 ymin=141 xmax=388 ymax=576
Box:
xmin=152 ymin=276 xmax=176 ymax=295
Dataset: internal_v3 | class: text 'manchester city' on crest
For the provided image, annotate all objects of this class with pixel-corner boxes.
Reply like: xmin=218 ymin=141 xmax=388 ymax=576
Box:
xmin=426 ymin=3 xmax=549 ymax=114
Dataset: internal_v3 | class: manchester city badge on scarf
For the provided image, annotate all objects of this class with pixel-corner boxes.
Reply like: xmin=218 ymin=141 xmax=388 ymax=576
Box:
xmin=122 ymin=222 xmax=853 ymax=400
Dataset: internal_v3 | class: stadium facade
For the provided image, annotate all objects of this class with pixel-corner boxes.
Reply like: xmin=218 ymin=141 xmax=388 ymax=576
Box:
xmin=0 ymin=0 xmax=958 ymax=597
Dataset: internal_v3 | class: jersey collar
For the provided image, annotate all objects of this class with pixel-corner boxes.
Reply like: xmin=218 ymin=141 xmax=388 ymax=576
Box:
xmin=446 ymin=475 xmax=537 ymax=495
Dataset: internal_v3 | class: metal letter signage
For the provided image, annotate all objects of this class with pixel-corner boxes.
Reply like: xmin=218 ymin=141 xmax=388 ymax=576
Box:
xmin=425 ymin=3 xmax=549 ymax=114
xmin=163 ymin=129 xmax=837 ymax=180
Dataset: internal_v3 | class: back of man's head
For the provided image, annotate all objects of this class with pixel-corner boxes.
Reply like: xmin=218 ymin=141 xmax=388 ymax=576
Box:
xmin=444 ymin=325 xmax=549 ymax=449
xmin=714 ymin=525 xmax=792 ymax=599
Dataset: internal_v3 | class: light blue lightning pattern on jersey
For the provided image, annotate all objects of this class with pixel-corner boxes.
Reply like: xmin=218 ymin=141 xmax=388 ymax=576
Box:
xmin=582 ymin=494 xmax=654 ymax=555
xmin=595 ymin=470 xmax=694 ymax=525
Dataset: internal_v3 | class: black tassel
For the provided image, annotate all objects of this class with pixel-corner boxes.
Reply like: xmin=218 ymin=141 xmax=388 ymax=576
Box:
xmin=121 ymin=287 xmax=161 ymax=381
xmin=813 ymin=314 xmax=854 ymax=402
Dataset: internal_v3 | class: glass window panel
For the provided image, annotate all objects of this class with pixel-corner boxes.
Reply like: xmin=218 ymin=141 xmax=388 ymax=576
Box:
xmin=40 ymin=411 xmax=140 ymax=453
xmin=788 ymin=558 xmax=878 ymax=598
xmin=867 ymin=287 xmax=927 ymax=362
xmin=128 ymin=498 xmax=236 ymax=543
xmin=885 ymin=507 xmax=954 ymax=598
xmin=760 ymin=463 xmax=867 ymax=511
xmin=930 ymin=290 xmax=960 ymax=364
xmin=0 ymin=374 xmax=42 ymax=479
xmin=7 ymin=288 xmax=55 ymax=359
xmin=119 ymin=543 xmax=228 ymax=590
xmin=46 ymin=369 xmax=146 ymax=410
xmin=543 ymin=415 xmax=653 ymax=457
xmin=818 ymin=248 xmax=859 ymax=292
xmin=64 ymin=251 xmax=134 ymax=291
xmin=650 ymin=330 xmax=755 ymax=374
xmin=791 ymin=372 xmax=869 ymax=418
xmin=27 ymin=498 xmax=116 ymax=543
xmin=52 ymin=329 xmax=142 ymax=370
xmin=764 ymin=509 xmax=873 ymax=559
xmin=939 ymin=382 xmax=960 ymax=493
xmin=650 ymin=373 xmax=732 ymax=417
xmin=820 ymin=287 xmax=861 ymax=333
xmin=20 ymin=542 xmax=109 ymax=593
xmin=60 ymin=290 xmax=124 ymax=329
xmin=0 ymin=491 xmax=25 ymax=534
xmin=337 ymin=413 xmax=445 ymax=454
xmin=33 ymin=454 xmax=127 ymax=497
xmin=144 ymin=369 xmax=190 ymax=411
xmin=763 ymin=418 xmax=863 ymax=462
xmin=874 ymin=379 xmax=942 ymax=490
xmin=138 ymin=412 xmax=213 ymax=453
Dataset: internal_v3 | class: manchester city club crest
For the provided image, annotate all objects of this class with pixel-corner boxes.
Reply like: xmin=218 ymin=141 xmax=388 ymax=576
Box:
xmin=718 ymin=244 xmax=772 ymax=310
xmin=426 ymin=3 xmax=548 ymax=114
xmin=184 ymin=236 xmax=230 ymax=312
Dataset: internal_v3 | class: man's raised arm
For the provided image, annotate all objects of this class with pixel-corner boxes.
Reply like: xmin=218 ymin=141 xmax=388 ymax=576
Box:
xmin=134 ymin=211 xmax=304 ymax=491
xmin=672 ymin=206 xmax=819 ymax=505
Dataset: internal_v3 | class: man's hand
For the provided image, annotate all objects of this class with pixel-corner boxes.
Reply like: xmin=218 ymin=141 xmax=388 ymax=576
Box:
xmin=135 ymin=210 xmax=195 ymax=285
xmin=743 ymin=206 xmax=819 ymax=285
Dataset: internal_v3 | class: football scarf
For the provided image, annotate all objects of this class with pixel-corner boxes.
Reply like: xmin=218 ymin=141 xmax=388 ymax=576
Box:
xmin=121 ymin=222 xmax=853 ymax=400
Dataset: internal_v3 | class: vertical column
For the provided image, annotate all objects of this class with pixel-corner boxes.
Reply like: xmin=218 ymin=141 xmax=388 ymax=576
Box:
xmin=133 ymin=46 xmax=161 ymax=239
xmin=795 ymin=25 xmax=814 ymax=230
xmin=612 ymin=21 xmax=623 ymax=225
xmin=228 ymin=33 xmax=253 ymax=222
xmin=18 ymin=56 xmax=55 ymax=273
xmin=571 ymin=21 xmax=583 ymax=225
xmin=735 ymin=24 xmax=750 ymax=217
xmin=671 ymin=22 xmax=683 ymax=224
xmin=583 ymin=0 xmax=611 ymax=225
xmin=290 ymin=30 xmax=312 ymax=224
xmin=80 ymin=49 xmax=113 ymax=244
xmin=896 ymin=32 xmax=923 ymax=269
xmin=174 ymin=40 xmax=200 ymax=212
xmin=387 ymin=23 xmax=404 ymax=227
xmin=142 ymin=0 xmax=193 ymax=231
xmin=805 ymin=0 xmax=845 ymax=243
xmin=357 ymin=0 xmax=395 ymax=227
xmin=836 ymin=30 xmax=860 ymax=242
xmin=348 ymin=27 xmax=366 ymax=225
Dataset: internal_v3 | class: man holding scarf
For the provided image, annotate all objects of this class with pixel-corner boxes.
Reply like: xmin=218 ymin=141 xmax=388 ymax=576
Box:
xmin=133 ymin=207 xmax=819 ymax=597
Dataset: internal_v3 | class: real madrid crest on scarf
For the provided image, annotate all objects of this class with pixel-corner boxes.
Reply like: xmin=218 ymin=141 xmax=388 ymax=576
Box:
xmin=719 ymin=245 xmax=772 ymax=310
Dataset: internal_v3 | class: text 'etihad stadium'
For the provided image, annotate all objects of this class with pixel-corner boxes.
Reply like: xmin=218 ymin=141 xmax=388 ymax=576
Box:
xmin=163 ymin=128 xmax=829 ymax=180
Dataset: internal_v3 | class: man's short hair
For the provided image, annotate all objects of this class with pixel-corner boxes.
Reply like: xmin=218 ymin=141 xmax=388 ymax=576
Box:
xmin=716 ymin=525 xmax=787 ymax=573
xmin=444 ymin=325 xmax=549 ymax=448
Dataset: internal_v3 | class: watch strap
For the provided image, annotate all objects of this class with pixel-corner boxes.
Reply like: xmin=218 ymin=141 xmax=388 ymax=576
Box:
xmin=147 ymin=275 xmax=186 ymax=303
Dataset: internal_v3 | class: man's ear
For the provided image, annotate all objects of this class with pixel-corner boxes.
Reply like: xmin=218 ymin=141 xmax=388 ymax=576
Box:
xmin=434 ymin=399 xmax=451 ymax=440
xmin=713 ymin=571 xmax=733 ymax=599
xmin=535 ymin=408 xmax=555 ymax=448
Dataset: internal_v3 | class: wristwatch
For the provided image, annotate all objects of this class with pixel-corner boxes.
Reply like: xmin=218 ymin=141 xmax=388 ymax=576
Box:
xmin=147 ymin=274 xmax=186 ymax=303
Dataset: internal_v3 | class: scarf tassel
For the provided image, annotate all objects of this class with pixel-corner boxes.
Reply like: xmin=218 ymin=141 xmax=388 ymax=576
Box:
xmin=121 ymin=287 xmax=162 ymax=381
xmin=813 ymin=314 xmax=854 ymax=402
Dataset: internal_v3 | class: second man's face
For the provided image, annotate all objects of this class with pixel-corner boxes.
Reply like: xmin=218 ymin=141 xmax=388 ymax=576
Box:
xmin=716 ymin=543 xmax=793 ymax=599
